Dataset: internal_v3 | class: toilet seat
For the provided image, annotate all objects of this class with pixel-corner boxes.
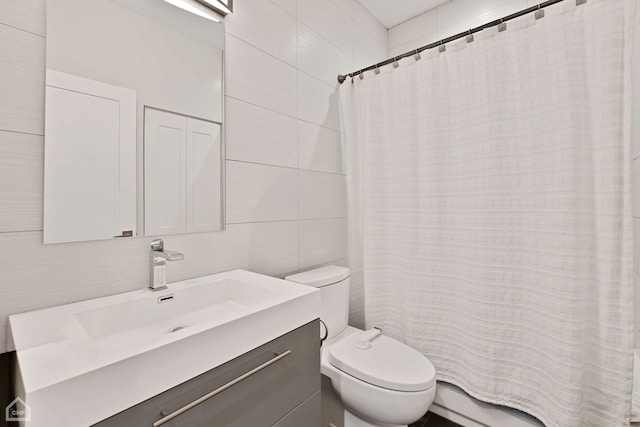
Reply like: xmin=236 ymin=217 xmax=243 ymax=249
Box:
xmin=328 ymin=329 xmax=436 ymax=392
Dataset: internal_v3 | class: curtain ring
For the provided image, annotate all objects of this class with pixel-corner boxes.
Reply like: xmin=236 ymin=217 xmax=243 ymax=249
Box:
xmin=498 ymin=18 xmax=507 ymax=32
xmin=466 ymin=29 xmax=474 ymax=43
xmin=414 ymin=49 xmax=421 ymax=61
xmin=535 ymin=4 xmax=545 ymax=19
xmin=374 ymin=64 xmax=381 ymax=74
xmin=392 ymin=57 xmax=400 ymax=68
xmin=438 ymin=40 xmax=446 ymax=53
xmin=359 ymin=69 xmax=364 ymax=80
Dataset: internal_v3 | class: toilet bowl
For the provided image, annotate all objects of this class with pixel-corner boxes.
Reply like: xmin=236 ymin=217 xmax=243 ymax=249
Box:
xmin=286 ymin=266 xmax=436 ymax=427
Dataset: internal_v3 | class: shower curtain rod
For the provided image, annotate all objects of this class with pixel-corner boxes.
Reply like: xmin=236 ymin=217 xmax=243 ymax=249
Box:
xmin=337 ymin=0 xmax=584 ymax=84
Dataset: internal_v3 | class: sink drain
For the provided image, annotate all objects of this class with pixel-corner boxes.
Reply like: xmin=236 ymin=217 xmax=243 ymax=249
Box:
xmin=169 ymin=326 xmax=187 ymax=333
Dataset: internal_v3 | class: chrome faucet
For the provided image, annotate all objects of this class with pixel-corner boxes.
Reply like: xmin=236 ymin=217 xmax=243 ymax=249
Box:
xmin=150 ymin=239 xmax=184 ymax=292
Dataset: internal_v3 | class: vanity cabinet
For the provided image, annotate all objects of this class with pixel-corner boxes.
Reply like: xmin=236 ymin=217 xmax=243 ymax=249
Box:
xmin=93 ymin=320 xmax=320 ymax=427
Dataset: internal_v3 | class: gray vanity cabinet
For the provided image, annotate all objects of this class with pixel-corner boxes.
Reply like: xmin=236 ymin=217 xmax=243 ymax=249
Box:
xmin=93 ymin=320 xmax=320 ymax=427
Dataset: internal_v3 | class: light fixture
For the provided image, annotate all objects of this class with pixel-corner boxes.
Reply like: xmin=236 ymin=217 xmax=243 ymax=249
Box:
xmin=195 ymin=0 xmax=233 ymax=15
xmin=162 ymin=0 xmax=221 ymax=22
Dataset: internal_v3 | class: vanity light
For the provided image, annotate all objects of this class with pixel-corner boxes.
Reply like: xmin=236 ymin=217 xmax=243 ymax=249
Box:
xmin=195 ymin=0 xmax=233 ymax=15
xmin=162 ymin=0 xmax=221 ymax=22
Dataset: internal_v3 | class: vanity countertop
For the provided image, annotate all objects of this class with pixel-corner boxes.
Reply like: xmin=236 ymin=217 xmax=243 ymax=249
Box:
xmin=9 ymin=269 xmax=320 ymax=427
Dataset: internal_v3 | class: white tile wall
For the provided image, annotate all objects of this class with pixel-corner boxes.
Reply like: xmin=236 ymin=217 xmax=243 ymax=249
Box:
xmin=298 ymin=120 xmax=345 ymax=174
xmin=0 ymin=0 xmax=388 ymax=353
xmin=225 ymin=97 xmax=298 ymax=168
xmin=0 ymin=131 xmax=42 ymax=232
xmin=224 ymin=0 xmax=297 ymax=66
xmin=226 ymin=161 xmax=299 ymax=224
xmin=633 ymin=0 xmax=640 ymax=345
xmin=633 ymin=93 xmax=640 ymax=160
xmin=299 ymin=170 xmax=347 ymax=219
xmin=299 ymin=218 xmax=347 ymax=269
xmin=298 ymin=0 xmax=354 ymax=56
xmin=636 ymin=273 xmax=640 ymax=340
xmin=298 ymin=71 xmax=341 ymax=131
xmin=387 ymin=0 xmax=540 ymax=58
xmin=0 ymin=22 xmax=45 ymax=135
xmin=225 ymin=35 xmax=298 ymax=117
xmin=297 ymin=23 xmax=352 ymax=87
xmin=0 ymin=0 xmax=45 ymax=36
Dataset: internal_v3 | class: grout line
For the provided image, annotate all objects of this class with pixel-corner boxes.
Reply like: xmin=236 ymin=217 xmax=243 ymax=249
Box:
xmin=0 ymin=229 xmax=43 ymax=235
xmin=226 ymin=33 xmax=297 ymax=69
xmin=0 ymin=21 xmax=45 ymax=38
xmin=327 ymin=0 xmax=353 ymax=20
xmin=267 ymin=0 xmax=295 ymax=19
xmin=226 ymin=158 xmax=346 ymax=176
xmin=228 ymin=217 xmax=347 ymax=226
xmin=298 ymin=67 xmax=341 ymax=90
xmin=351 ymin=13 xmax=388 ymax=49
xmin=298 ymin=217 xmax=347 ymax=222
xmin=297 ymin=4 xmax=354 ymax=59
xmin=0 ymin=128 xmax=44 ymax=138
xmin=226 ymin=218 xmax=299 ymax=225
xmin=224 ymin=95 xmax=341 ymax=133
xmin=296 ymin=12 xmax=302 ymax=273
xmin=225 ymin=95 xmax=296 ymax=121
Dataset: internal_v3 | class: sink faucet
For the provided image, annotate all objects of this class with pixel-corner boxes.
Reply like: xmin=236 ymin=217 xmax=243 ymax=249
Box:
xmin=150 ymin=239 xmax=184 ymax=292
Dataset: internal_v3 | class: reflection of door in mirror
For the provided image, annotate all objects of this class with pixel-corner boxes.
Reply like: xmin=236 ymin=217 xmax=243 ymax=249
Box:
xmin=43 ymin=0 xmax=224 ymax=244
xmin=43 ymin=71 xmax=136 ymax=244
xmin=144 ymin=108 xmax=222 ymax=236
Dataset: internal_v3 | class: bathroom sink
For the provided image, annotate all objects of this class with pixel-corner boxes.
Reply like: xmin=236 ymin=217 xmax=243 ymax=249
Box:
xmin=75 ymin=278 xmax=282 ymax=341
xmin=9 ymin=270 xmax=320 ymax=427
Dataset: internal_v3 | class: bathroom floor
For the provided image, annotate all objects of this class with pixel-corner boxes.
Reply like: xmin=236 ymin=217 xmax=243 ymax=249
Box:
xmin=410 ymin=412 xmax=463 ymax=427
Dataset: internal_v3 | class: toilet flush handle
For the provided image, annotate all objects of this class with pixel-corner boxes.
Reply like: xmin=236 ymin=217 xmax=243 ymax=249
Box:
xmin=355 ymin=327 xmax=382 ymax=350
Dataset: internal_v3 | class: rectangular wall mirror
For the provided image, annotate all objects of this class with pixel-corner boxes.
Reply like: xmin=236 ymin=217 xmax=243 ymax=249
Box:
xmin=44 ymin=0 xmax=225 ymax=244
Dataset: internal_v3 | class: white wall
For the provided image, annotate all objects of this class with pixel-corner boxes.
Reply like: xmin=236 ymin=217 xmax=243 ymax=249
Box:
xmin=633 ymin=0 xmax=640 ymax=346
xmin=0 ymin=0 xmax=387 ymax=353
xmin=388 ymin=0 xmax=544 ymax=58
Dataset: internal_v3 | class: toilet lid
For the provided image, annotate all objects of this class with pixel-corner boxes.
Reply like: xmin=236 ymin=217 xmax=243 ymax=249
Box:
xmin=328 ymin=331 xmax=436 ymax=392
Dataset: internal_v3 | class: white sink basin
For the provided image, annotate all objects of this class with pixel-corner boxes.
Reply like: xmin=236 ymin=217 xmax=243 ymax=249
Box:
xmin=9 ymin=270 xmax=320 ymax=427
xmin=76 ymin=278 xmax=282 ymax=341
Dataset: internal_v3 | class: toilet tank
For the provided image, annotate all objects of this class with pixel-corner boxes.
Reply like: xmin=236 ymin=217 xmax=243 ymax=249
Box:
xmin=285 ymin=266 xmax=350 ymax=340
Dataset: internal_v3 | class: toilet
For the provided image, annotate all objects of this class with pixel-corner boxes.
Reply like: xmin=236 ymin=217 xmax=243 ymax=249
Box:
xmin=286 ymin=266 xmax=436 ymax=427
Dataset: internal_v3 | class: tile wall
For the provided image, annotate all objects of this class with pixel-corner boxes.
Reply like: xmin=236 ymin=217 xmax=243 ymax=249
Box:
xmin=632 ymin=0 xmax=640 ymax=345
xmin=389 ymin=0 xmax=554 ymax=57
xmin=0 ymin=0 xmax=387 ymax=354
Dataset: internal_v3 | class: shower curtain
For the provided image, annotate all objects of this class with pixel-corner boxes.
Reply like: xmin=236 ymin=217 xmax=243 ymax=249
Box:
xmin=341 ymin=1 xmax=635 ymax=426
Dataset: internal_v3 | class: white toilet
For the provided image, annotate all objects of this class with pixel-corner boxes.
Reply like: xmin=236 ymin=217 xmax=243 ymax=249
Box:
xmin=286 ymin=266 xmax=436 ymax=427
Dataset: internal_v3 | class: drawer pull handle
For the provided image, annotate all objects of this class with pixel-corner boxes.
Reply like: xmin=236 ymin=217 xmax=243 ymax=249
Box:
xmin=152 ymin=350 xmax=292 ymax=427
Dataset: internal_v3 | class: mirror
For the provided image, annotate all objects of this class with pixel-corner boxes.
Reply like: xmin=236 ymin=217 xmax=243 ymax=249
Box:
xmin=44 ymin=0 xmax=225 ymax=244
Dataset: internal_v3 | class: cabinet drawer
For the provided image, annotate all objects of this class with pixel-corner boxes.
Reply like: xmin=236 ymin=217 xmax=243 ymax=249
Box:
xmin=274 ymin=390 xmax=320 ymax=427
xmin=94 ymin=320 xmax=320 ymax=427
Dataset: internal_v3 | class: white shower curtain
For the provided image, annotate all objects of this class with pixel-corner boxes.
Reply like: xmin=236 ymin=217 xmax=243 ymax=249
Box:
xmin=342 ymin=1 xmax=635 ymax=426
